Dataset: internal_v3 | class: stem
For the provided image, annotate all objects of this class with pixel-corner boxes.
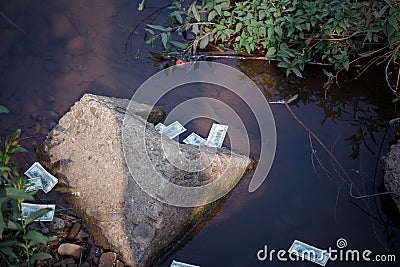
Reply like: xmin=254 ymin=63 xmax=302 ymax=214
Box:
xmin=22 ymin=222 xmax=30 ymax=267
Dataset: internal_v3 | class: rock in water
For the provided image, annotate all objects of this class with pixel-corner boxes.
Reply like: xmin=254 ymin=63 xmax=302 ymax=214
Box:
xmin=38 ymin=94 xmax=253 ymax=266
xmin=383 ymin=140 xmax=400 ymax=213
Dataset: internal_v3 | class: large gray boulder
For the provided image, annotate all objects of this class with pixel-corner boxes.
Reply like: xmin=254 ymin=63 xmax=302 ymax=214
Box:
xmin=37 ymin=94 xmax=253 ymax=266
xmin=383 ymin=140 xmax=400 ymax=213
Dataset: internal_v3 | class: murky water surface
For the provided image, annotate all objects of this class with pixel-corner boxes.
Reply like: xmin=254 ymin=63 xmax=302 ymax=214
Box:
xmin=0 ymin=1 xmax=399 ymax=266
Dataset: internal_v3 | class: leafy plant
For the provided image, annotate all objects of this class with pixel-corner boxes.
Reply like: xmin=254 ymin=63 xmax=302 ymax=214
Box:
xmin=143 ymin=0 xmax=400 ymax=96
xmin=0 ymin=107 xmax=53 ymax=266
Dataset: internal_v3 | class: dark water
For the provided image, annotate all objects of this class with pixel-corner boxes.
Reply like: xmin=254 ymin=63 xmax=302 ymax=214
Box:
xmin=0 ymin=1 xmax=399 ymax=266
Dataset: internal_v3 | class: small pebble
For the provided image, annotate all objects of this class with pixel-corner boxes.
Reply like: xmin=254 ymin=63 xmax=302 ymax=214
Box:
xmin=98 ymin=252 xmax=117 ymax=267
xmin=51 ymin=217 xmax=65 ymax=232
xmin=75 ymin=229 xmax=89 ymax=240
xmin=57 ymin=243 xmax=85 ymax=260
xmin=67 ymin=222 xmax=81 ymax=239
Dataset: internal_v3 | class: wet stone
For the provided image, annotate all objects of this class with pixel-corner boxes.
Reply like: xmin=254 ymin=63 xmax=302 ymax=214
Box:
xmin=75 ymin=229 xmax=89 ymax=240
xmin=57 ymin=243 xmax=85 ymax=260
xmin=67 ymin=222 xmax=81 ymax=239
xmin=39 ymin=94 xmax=252 ymax=266
xmin=98 ymin=252 xmax=117 ymax=267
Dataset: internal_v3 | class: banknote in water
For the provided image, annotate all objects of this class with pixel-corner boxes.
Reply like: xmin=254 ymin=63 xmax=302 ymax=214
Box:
xmin=205 ymin=123 xmax=228 ymax=148
xmin=170 ymin=260 xmax=199 ymax=267
xmin=183 ymin=132 xmax=206 ymax=146
xmin=25 ymin=178 xmax=43 ymax=192
xmin=155 ymin=122 xmax=166 ymax=133
xmin=20 ymin=203 xmax=56 ymax=222
xmin=288 ymin=240 xmax=330 ymax=266
xmin=161 ymin=121 xmax=187 ymax=139
xmin=24 ymin=162 xmax=58 ymax=193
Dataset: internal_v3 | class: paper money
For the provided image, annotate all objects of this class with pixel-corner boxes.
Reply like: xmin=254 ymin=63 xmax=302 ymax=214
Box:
xmin=205 ymin=123 xmax=228 ymax=148
xmin=24 ymin=162 xmax=58 ymax=193
xmin=155 ymin=122 xmax=166 ymax=133
xmin=170 ymin=260 xmax=199 ymax=267
xmin=183 ymin=132 xmax=206 ymax=146
xmin=288 ymin=240 xmax=330 ymax=266
xmin=161 ymin=121 xmax=187 ymax=139
xmin=25 ymin=178 xmax=43 ymax=192
xmin=20 ymin=203 xmax=56 ymax=222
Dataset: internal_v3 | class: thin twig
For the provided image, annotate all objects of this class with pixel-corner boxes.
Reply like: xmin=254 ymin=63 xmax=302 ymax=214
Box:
xmin=188 ymin=54 xmax=332 ymax=66
xmin=308 ymin=133 xmax=335 ymax=180
xmin=350 ymin=184 xmax=400 ymax=199
xmin=0 ymin=11 xmax=26 ymax=34
xmin=396 ymin=59 xmax=400 ymax=92
xmin=284 ymin=100 xmax=352 ymax=183
xmin=385 ymin=46 xmax=400 ymax=97
xmin=124 ymin=4 xmax=171 ymax=60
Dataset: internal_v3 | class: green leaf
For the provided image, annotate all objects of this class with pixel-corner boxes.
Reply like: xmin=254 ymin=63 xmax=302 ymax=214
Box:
xmin=26 ymin=230 xmax=49 ymax=246
xmin=145 ymin=28 xmax=155 ymax=35
xmin=25 ymin=208 xmax=53 ymax=225
xmin=292 ymin=67 xmax=303 ymax=78
xmin=266 ymin=47 xmax=276 ymax=57
xmin=147 ymin=24 xmax=166 ymax=31
xmin=277 ymin=61 xmax=288 ymax=68
xmin=5 ymin=188 xmax=34 ymax=201
xmin=392 ymin=98 xmax=399 ymax=103
xmin=0 ymin=166 xmax=11 ymax=172
xmin=274 ymin=26 xmax=282 ymax=37
xmin=145 ymin=36 xmax=156 ymax=47
xmin=6 ymin=221 xmax=19 ymax=231
xmin=199 ymin=36 xmax=209 ymax=49
xmin=192 ymin=5 xmax=201 ymax=22
xmin=161 ymin=33 xmax=168 ymax=49
xmin=388 ymin=16 xmax=398 ymax=31
xmin=30 ymin=252 xmax=52 ymax=264
xmin=0 ymin=211 xmax=3 ymax=238
xmin=10 ymin=147 xmax=27 ymax=154
xmin=215 ymin=4 xmax=222 ymax=16
xmin=0 ymin=105 xmax=9 ymax=114
xmin=235 ymin=22 xmax=243 ymax=32
xmin=0 ymin=246 xmax=17 ymax=258
xmin=168 ymin=15 xmax=174 ymax=28
xmin=376 ymin=6 xmax=388 ymax=18
xmin=169 ymin=41 xmax=188 ymax=49
xmin=0 ymin=240 xmax=23 ymax=247
xmin=175 ymin=12 xmax=183 ymax=24
xmin=208 ymin=10 xmax=218 ymax=21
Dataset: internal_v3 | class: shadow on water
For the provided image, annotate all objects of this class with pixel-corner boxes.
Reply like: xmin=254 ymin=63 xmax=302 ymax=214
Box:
xmin=1 ymin=0 xmax=400 ymax=266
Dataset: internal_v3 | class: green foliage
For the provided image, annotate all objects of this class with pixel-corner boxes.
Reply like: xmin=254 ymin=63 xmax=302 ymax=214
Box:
xmin=0 ymin=105 xmax=9 ymax=114
xmin=0 ymin=108 xmax=52 ymax=266
xmin=144 ymin=0 xmax=400 ymax=92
